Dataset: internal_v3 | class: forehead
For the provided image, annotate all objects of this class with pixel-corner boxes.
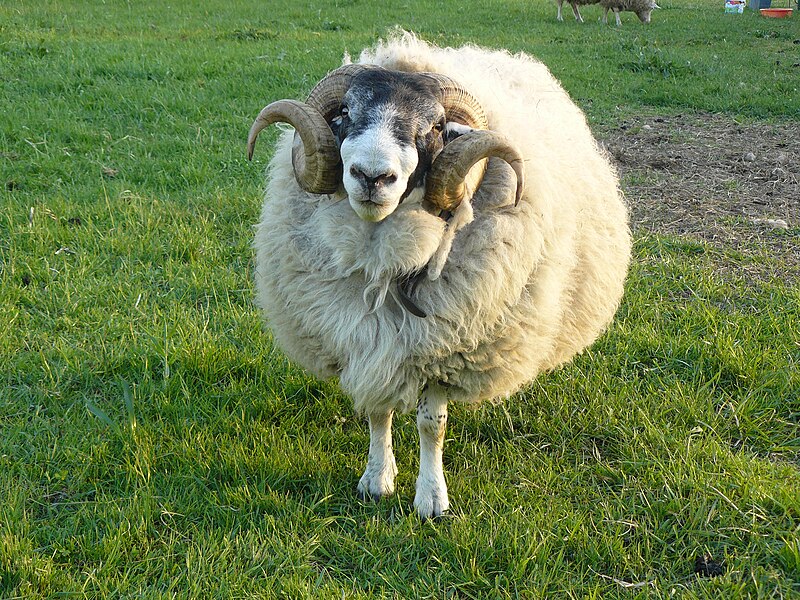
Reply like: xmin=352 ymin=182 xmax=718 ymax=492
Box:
xmin=345 ymin=70 xmax=441 ymax=120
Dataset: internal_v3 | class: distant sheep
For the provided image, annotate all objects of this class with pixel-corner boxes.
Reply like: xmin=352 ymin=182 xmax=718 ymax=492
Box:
xmin=601 ymin=0 xmax=660 ymax=24
xmin=556 ymin=0 xmax=659 ymax=24
xmin=248 ymin=32 xmax=631 ymax=519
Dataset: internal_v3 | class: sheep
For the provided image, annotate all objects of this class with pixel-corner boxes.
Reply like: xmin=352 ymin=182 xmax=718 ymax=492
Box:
xmin=600 ymin=0 xmax=660 ymax=24
xmin=556 ymin=0 xmax=659 ymax=24
xmin=556 ymin=0 xmax=600 ymax=22
xmin=247 ymin=31 xmax=631 ymax=520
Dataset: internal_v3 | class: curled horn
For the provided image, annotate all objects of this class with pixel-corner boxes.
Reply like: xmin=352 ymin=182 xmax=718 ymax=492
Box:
xmin=247 ymin=64 xmax=372 ymax=194
xmin=425 ymin=130 xmax=525 ymax=212
xmin=247 ymin=100 xmax=341 ymax=193
xmin=419 ymin=73 xmax=525 ymax=212
xmin=418 ymin=74 xmax=523 ymax=211
xmin=421 ymin=73 xmax=489 ymax=131
xmin=306 ymin=63 xmax=374 ymax=121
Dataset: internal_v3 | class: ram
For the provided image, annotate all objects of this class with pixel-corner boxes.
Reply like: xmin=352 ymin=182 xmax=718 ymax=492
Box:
xmin=248 ymin=32 xmax=631 ymax=519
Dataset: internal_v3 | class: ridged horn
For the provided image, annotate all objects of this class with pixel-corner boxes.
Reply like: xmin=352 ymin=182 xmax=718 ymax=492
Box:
xmin=247 ymin=99 xmax=342 ymax=194
xmin=425 ymin=130 xmax=525 ymax=212
xmin=247 ymin=64 xmax=376 ymax=194
xmin=420 ymin=73 xmax=489 ymax=131
xmin=306 ymin=63 xmax=375 ymax=120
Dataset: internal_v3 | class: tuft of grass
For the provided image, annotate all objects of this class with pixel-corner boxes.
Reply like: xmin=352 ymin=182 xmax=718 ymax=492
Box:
xmin=1 ymin=0 xmax=798 ymax=598
xmin=618 ymin=38 xmax=696 ymax=79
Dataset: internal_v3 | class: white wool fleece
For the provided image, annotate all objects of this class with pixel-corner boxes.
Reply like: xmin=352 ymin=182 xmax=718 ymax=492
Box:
xmin=254 ymin=31 xmax=631 ymax=415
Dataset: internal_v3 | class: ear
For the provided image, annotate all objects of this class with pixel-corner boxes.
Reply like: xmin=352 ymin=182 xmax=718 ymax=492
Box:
xmin=444 ymin=122 xmax=474 ymax=144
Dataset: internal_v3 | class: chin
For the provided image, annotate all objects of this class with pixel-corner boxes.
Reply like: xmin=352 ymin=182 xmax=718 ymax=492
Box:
xmin=349 ymin=196 xmax=399 ymax=223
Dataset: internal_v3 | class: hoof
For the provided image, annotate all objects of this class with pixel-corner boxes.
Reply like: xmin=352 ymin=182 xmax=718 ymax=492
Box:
xmin=420 ymin=510 xmax=451 ymax=524
xmin=356 ymin=488 xmax=384 ymax=503
xmin=413 ymin=488 xmax=449 ymax=521
xmin=357 ymin=461 xmax=397 ymax=502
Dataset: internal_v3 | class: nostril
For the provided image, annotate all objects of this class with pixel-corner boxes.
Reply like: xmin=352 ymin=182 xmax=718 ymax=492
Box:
xmin=350 ymin=166 xmax=397 ymax=190
xmin=380 ymin=173 xmax=397 ymax=186
xmin=350 ymin=165 xmax=366 ymax=182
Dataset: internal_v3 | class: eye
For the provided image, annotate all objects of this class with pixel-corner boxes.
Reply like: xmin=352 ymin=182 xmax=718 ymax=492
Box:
xmin=433 ymin=119 xmax=444 ymax=133
xmin=340 ymin=105 xmax=350 ymax=118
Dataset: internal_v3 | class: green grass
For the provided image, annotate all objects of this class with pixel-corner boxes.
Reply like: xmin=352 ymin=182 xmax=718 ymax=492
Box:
xmin=1 ymin=0 xmax=799 ymax=597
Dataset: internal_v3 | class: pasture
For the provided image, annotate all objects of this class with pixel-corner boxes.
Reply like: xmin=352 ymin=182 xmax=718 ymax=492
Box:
xmin=1 ymin=0 xmax=798 ymax=597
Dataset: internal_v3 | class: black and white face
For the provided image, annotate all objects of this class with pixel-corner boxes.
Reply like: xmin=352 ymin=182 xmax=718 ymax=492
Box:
xmin=331 ymin=71 xmax=448 ymax=222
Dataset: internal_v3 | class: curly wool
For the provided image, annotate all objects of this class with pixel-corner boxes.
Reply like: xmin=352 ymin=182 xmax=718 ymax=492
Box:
xmin=254 ymin=31 xmax=631 ymax=415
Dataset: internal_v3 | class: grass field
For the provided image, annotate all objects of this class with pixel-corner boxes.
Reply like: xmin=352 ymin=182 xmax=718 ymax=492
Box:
xmin=1 ymin=0 xmax=799 ymax=597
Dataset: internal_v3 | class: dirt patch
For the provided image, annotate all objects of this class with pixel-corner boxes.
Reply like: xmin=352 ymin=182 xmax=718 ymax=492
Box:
xmin=598 ymin=113 xmax=799 ymax=280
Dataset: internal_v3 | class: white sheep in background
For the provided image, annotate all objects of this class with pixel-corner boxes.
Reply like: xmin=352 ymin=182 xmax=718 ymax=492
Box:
xmin=600 ymin=0 xmax=660 ymax=24
xmin=248 ymin=31 xmax=631 ymax=519
xmin=556 ymin=0 xmax=659 ymax=24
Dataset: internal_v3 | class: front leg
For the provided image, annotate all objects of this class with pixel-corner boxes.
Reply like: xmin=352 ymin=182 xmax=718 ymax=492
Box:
xmin=357 ymin=412 xmax=398 ymax=501
xmin=414 ymin=386 xmax=449 ymax=519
